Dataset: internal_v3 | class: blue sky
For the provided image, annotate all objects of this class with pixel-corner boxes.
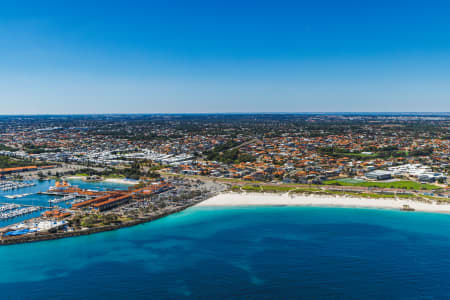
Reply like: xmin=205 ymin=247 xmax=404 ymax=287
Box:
xmin=0 ymin=0 xmax=449 ymax=114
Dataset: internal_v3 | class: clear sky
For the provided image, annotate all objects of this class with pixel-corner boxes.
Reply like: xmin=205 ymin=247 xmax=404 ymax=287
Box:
xmin=1 ymin=0 xmax=449 ymax=114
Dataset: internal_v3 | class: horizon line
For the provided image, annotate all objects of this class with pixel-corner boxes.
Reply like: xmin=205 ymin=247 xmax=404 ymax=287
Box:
xmin=0 ymin=112 xmax=449 ymax=116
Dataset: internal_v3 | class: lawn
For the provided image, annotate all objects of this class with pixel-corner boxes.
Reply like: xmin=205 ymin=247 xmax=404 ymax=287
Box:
xmin=237 ymin=185 xmax=296 ymax=193
xmin=239 ymin=185 xmax=321 ymax=193
xmin=105 ymin=174 xmax=126 ymax=179
xmin=261 ymin=185 xmax=294 ymax=192
xmin=323 ymin=179 xmax=439 ymax=190
xmin=241 ymin=185 xmax=262 ymax=192
xmin=75 ymin=173 xmax=89 ymax=177
xmin=164 ymin=171 xmax=440 ymax=191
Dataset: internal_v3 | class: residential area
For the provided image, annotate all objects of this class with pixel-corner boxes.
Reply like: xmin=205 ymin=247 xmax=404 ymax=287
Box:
xmin=0 ymin=114 xmax=448 ymax=189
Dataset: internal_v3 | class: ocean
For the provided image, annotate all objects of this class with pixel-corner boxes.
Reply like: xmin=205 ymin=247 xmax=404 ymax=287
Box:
xmin=0 ymin=206 xmax=449 ymax=299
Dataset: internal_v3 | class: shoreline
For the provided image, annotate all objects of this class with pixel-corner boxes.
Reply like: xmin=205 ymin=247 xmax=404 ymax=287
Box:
xmin=3 ymin=191 xmax=449 ymax=246
xmin=196 ymin=192 xmax=450 ymax=214
xmin=0 ymin=204 xmax=194 ymax=246
xmin=65 ymin=176 xmax=138 ymax=185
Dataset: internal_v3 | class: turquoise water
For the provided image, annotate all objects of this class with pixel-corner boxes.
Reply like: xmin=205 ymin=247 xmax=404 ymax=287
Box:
xmin=1 ymin=206 xmax=450 ymax=299
xmin=0 ymin=179 xmax=129 ymax=227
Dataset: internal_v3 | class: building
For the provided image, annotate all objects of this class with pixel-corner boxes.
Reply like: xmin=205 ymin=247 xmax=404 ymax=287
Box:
xmin=365 ymin=170 xmax=392 ymax=180
xmin=92 ymin=194 xmax=132 ymax=211
xmin=72 ymin=192 xmax=124 ymax=209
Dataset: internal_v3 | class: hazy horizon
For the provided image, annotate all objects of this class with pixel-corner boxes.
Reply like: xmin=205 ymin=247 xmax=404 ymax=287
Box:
xmin=0 ymin=112 xmax=449 ymax=117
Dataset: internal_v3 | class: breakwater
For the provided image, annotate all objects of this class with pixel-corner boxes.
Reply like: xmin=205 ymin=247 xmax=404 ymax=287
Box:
xmin=0 ymin=204 xmax=192 ymax=246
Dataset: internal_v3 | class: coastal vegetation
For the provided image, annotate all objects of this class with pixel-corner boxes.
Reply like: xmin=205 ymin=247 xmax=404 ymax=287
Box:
xmin=231 ymin=184 xmax=434 ymax=201
xmin=69 ymin=214 xmax=132 ymax=229
xmin=169 ymin=172 xmax=442 ymax=194
xmin=323 ymin=179 xmax=439 ymax=190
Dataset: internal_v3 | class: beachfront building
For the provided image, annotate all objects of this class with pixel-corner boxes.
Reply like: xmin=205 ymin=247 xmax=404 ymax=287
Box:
xmin=388 ymin=164 xmax=446 ymax=182
xmin=365 ymin=170 xmax=392 ymax=180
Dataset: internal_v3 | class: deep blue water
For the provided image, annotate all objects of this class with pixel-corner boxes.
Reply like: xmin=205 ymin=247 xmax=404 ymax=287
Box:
xmin=0 ymin=206 xmax=449 ymax=299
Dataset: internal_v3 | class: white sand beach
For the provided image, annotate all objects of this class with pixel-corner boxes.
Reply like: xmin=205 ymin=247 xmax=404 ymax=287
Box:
xmin=65 ymin=176 xmax=84 ymax=180
xmin=103 ymin=178 xmax=139 ymax=185
xmin=66 ymin=176 xmax=138 ymax=185
xmin=197 ymin=192 xmax=450 ymax=214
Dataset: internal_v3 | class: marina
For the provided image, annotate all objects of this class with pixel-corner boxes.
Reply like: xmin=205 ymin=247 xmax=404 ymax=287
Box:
xmin=4 ymin=193 xmax=33 ymax=199
xmin=0 ymin=1 xmax=448 ymax=297
xmin=0 ymin=181 xmax=36 ymax=192
xmin=48 ymin=194 xmax=77 ymax=204
xmin=0 ymin=179 xmax=130 ymax=227
xmin=0 ymin=206 xmax=42 ymax=220
xmin=0 ymin=204 xmax=20 ymax=212
xmin=0 ymin=177 xmax=224 ymax=243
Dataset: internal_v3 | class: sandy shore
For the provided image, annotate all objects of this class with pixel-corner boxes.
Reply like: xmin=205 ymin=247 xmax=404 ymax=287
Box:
xmin=66 ymin=176 xmax=138 ymax=185
xmin=103 ymin=178 xmax=138 ymax=185
xmin=197 ymin=192 xmax=450 ymax=214
xmin=66 ymin=176 xmax=84 ymax=180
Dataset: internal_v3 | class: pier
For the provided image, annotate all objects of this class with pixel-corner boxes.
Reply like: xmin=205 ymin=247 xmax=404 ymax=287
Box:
xmin=0 ymin=206 xmax=43 ymax=220
xmin=0 ymin=202 xmax=52 ymax=210
xmin=0 ymin=197 xmax=53 ymax=220
xmin=0 ymin=181 xmax=36 ymax=191
xmin=48 ymin=194 xmax=77 ymax=204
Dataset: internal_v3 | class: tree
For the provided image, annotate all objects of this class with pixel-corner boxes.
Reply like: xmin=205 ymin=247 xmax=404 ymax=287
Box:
xmin=102 ymin=214 xmax=118 ymax=224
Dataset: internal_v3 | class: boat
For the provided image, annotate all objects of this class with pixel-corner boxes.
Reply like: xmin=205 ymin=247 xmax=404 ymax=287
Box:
xmin=4 ymin=193 xmax=32 ymax=199
xmin=0 ymin=206 xmax=41 ymax=220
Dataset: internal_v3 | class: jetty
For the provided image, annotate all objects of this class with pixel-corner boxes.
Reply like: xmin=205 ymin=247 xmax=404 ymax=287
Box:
xmin=0 ymin=204 xmax=20 ymax=212
xmin=0 ymin=199 xmax=53 ymax=221
xmin=0 ymin=204 xmax=194 ymax=246
xmin=0 ymin=206 xmax=43 ymax=220
xmin=0 ymin=181 xmax=36 ymax=191
xmin=4 ymin=193 xmax=34 ymax=199
xmin=48 ymin=194 xmax=77 ymax=204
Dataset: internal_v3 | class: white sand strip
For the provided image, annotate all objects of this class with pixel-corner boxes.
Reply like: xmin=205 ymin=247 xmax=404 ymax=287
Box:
xmin=66 ymin=176 xmax=84 ymax=180
xmin=197 ymin=192 xmax=450 ymax=214
xmin=103 ymin=178 xmax=139 ymax=185
xmin=66 ymin=176 xmax=138 ymax=185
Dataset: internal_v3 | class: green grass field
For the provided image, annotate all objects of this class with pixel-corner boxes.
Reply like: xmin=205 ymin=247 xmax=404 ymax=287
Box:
xmin=240 ymin=185 xmax=262 ymax=191
xmin=164 ymin=171 xmax=441 ymax=191
xmin=232 ymin=185 xmax=323 ymax=193
xmin=105 ymin=174 xmax=126 ymax=179
xmin=75 ymin=173 xmax=89 ymax=177
xmin=323 ymin=179 xmax=439 ymax=190
xmin=335 ymin=178 xmax=365 ymax=184
xmin=261 ymin=185 xmax=294 ymax=192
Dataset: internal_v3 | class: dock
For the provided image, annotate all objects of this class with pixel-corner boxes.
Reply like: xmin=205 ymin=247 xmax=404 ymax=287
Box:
xmin=0 ymin=203 xmax=52 ymax=210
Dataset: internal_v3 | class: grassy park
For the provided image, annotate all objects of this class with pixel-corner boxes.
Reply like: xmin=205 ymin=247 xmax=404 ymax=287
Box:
xmin=323 ymin=179 xmax=439 ymax=190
